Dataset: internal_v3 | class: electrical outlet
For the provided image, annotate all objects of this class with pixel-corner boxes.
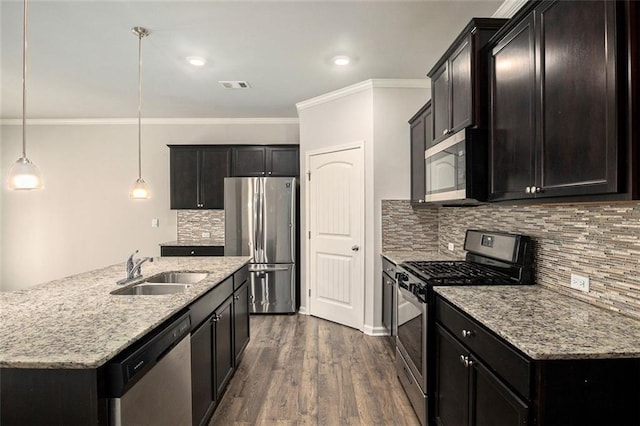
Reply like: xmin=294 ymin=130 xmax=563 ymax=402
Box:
xmin=570 ymin=274 xmax=590 ymax=292
xmin=448 ymin=243 xmax=455 ymax=251
xmin=201 ymin=232 xmax=211 ymax=238
xmin=151 ymin=218 xmax=159 ymax=228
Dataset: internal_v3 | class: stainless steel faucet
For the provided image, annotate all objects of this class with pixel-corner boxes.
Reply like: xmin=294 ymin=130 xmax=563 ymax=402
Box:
xmin=117 ymin=250 xmax=153 ymax=285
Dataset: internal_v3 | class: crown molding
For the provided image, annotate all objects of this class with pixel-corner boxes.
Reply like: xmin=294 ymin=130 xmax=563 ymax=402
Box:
xmin=0 ymin=117 xmax=300 ymax=126
xmin=492 ymin=0 xmax=528 ymax=18
xmin=296 ymin=78 xmax=430 ymax=111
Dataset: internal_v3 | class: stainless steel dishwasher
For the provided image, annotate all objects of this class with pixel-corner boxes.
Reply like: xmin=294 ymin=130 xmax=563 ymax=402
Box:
xmin=107 ymin=311 xmax=192 ymax=426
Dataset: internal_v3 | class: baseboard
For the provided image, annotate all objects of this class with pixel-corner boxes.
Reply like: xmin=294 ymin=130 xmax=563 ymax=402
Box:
xmin=363 ymin=324 xmax=390 ymax=336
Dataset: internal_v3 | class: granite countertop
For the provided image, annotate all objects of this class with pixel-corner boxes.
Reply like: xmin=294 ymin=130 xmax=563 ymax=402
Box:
xmin=160 ymin=240 xmax=224 ymax=247
xmin=0 ymin=256 xmax=250 ymax=369
xmin=382 ymin=250 xmax=461 ymax=265
xmin=434 ymin=285 xmax=640 ymax=361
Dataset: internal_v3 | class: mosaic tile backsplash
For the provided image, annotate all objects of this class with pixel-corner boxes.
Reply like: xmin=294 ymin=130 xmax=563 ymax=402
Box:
xmin=382 ymin=200 xmax=640 ymax=320
xmin=177 ymin=210 xmax=225 ymax=244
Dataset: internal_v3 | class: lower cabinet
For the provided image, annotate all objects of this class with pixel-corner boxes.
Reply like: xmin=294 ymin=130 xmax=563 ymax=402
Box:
xmin=381 ymin=255 xmax=397 ymax=348
xmin=434 ymin=295 xmax=640 ymax=426
xmin=233 ymin=280 xmax=250 ymax=365
xmin=213 ymin=297 xmax=234 ymax=399
xmin=190 ymin=265 xmax=250 ymax=426
xmin=434 ymin=325 xmax=528 ymax=426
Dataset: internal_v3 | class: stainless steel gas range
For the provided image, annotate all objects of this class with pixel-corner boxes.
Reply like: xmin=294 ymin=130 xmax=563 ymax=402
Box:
xmin=395 ymin=230 xmax=533 ymax=426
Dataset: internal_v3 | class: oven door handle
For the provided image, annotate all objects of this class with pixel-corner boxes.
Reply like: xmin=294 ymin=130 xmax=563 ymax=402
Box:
xmin=398 ymin=285 xmax=424 ymax=308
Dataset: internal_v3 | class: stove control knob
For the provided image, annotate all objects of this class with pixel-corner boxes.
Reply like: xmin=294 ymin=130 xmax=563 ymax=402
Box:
xmin=395 ymin=272 xmax=408 ymax=283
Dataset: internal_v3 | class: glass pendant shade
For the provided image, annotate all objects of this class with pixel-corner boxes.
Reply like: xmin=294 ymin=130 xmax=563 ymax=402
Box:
xmin=129 ymin=177 xmax=150 ymax=199
xmin=7 ymin=157 xmax=44 ymax=190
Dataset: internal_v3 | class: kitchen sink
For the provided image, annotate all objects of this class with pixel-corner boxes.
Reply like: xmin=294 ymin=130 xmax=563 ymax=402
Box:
xmin=111 ymin=271 xmax=208 ymax=295
xmin=111 ymin=283 xmax=192 ymax=296
xmin=145 ymin=271 xmax=208 ymax=284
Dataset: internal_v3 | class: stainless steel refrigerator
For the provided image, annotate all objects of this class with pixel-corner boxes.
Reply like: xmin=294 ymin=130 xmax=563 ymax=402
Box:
xmin=224 ymin=177 xmax=297 ymax=313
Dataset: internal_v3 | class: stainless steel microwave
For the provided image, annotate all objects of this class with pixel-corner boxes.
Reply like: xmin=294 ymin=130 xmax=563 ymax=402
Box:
xmin=423 ymin=128 xmax=488 ymax=205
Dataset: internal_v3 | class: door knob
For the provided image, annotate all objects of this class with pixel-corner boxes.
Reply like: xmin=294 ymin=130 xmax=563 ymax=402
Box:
xmin=351 ymin=245 xmax=360 ymax=251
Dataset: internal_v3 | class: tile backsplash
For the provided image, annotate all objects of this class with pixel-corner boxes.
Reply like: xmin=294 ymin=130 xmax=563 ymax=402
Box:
xmin=177 ymin=210 xmax=225 ymax=244
xmin=382 ymin=200 xmax=640 ymax=320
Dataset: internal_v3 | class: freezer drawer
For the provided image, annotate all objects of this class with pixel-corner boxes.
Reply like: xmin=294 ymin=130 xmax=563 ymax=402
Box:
xmin=249 ymin=264 xmax=295 ymax=314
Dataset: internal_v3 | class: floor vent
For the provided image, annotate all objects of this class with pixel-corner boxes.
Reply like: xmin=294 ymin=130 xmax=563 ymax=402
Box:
xmin=219 ymin=81 xmax=251 ymax=89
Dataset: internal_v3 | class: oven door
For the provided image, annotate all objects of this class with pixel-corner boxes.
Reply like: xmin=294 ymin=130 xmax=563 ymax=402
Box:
xmin=396 ymin=282 xmax=428 ymax=393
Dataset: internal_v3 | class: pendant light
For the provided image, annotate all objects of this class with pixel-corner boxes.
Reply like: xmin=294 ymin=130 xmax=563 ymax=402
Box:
xmin=129 ymin=26 xmax=150 ymax=199
xmin=6 ymin=0 xmax=44 ymax=191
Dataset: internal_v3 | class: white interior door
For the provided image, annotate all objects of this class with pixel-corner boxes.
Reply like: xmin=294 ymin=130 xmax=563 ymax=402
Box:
xmin=307 ymin=144 xmax=364 ymax=330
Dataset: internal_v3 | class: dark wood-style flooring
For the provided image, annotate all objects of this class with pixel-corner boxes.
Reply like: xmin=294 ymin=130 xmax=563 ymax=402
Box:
xmin=210 ymin=314 xmax=420 ymax=425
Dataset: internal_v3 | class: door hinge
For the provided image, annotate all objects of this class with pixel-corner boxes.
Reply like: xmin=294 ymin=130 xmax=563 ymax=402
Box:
xmin=308 ymin=231 xmax=311 ymax=239
xmin=306 ymin=171 xmax=311 ymax=181
xmin=308 ymin=289 xmax=311 ymax=297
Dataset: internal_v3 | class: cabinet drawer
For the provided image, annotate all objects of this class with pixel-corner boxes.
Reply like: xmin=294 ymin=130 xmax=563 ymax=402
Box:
xmin=382 ymin=256 xmax=397 ymax=279
xmin=190 ymin=277 xmax=233 ymax=330
xmin=233 ymin=265 xmax=249 ymax=290
xmin=436 ymin=297 xmax=531 ymax=399
xmin=161 ymin=246 xmax=224 ymax=257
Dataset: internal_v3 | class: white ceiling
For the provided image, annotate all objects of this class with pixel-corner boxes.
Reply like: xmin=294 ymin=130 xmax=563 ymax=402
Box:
xmin=0 ymin=0 xmax=504 ymax=119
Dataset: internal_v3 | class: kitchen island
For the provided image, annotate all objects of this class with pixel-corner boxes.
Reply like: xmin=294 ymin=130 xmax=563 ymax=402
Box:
xmin=0 ymin=256 xmax=251 ymax=425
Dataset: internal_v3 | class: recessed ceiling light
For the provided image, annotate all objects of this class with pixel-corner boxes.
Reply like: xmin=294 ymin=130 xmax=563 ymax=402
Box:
xmin=187 ymin=56 xmax=206 ymax=67
xmin=332 ymin=55 xmax=351 ymax=66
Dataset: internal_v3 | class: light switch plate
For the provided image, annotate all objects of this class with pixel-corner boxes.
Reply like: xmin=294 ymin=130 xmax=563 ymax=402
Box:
xmin=151 ymin=218 xmax=159 ymax=228
xmin=447 ymin=243 xmax=455 ymax=251
xmin=570 ymin=273 xmax=590 ymax=292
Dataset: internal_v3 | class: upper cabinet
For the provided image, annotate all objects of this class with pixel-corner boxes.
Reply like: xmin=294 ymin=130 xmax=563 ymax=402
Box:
xmin=232 ymin=146 xmax=299 ymax=177
xmin=427 ymin=18 xmax=507 ymax=145
xmin=489 ymin=0 xmax=639 ymax=202
xmin=169 ymin=146 xmax=231 ymax=209
xmin=409 ymin=101 xmax=432 ymax=203
xmin=169 ymin=145 xmax=299 ymax=210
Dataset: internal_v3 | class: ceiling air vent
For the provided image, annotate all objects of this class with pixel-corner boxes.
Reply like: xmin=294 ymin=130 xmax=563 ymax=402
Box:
xmin=219 ymin=81 xmax=251 ymax=89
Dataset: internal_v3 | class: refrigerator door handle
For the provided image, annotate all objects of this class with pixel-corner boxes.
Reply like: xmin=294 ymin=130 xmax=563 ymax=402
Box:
xmin=249 ymin=266 xmax=291 ymax=273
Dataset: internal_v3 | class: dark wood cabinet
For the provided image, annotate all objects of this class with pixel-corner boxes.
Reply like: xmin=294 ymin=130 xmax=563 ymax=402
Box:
xmin=213 ymin=296 xmax=234 ymax=399
xmin=489 ymin=0 xmax=630 ymax=202
xmin=169 ymin=146 xmax=231 ymax=209
xmin=381 ymin=256 xmax=397 ymax=348
xmin=428 ymin=19 xmax=507 ymax=145
xmin=161 ymin=245 xmax=224 ymax=257
xmin=409 ymin=102 xmax=431 ymax=204
xmin=435 ymin=295 xmax=640 ymax=426
xmin=232 ymin=145 xmax=299 ymax=177
xmin=191 ymin=317 xmax=215 ymax=425
xmin=489 ymin=13 xmax=536 ymax=201
xmin=233 ymin=280 xmax=250 ymax=365
xmin=434 ymin=324 xmax=472 ymax=426
xmin=189 ymin=269 xmax=249 ymax=426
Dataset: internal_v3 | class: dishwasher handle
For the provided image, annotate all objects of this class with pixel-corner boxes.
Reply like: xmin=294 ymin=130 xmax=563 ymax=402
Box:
xmin=106 ymin=311 xmax=191 ymax=397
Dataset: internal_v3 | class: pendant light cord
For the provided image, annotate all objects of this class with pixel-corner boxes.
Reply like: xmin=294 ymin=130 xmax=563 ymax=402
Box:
xmin=137 ymin=30 xmax=143 ymax=180
xmin=21 ymin=0 xmax=28 ymax=159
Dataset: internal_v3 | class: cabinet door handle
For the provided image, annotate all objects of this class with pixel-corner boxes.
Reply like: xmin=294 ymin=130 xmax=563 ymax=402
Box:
xmin=211 ymin=314 xmax=221 ymax=323
xmin=460 ymin=355 xmax=473 ymax=368
xmin=461 ymin=329 xmax=473 ymax=338
xmin=535 ymin=186 xmax=542 ymax=193
xmin=190 ymin=250 xmax=195 ymax=255
xmin=268 ymin=171 xmax=272 ymax=175
xmin=442 ymin=129 xmax=449 ymax=136
xmin=525 ymin=186 xmax=531 ymax=194
xmin=261 ymin=171 xmax=266 ymax=175
xmin=233 ymin=295 xmax=240 ymax=301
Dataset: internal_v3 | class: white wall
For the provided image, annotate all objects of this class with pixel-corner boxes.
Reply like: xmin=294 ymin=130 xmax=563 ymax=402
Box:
xmin=297 ymin=80 xmax=429 ymax=333
xmin=0 ymin=121 xmax=299 ymax=291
